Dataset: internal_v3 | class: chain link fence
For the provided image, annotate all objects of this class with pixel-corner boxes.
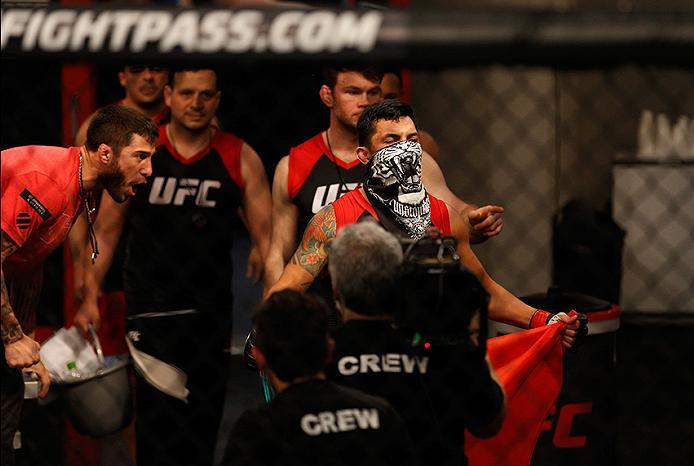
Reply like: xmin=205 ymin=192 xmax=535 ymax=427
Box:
xmin=2 ymin=6 xmax=693 ymax=466
xmin=411 ymin=64 xmax=693 ymax=466
xmin=412 ymin=65 xmax=694 ymax=309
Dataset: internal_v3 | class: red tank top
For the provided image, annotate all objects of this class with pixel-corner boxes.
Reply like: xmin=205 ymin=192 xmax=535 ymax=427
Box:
xmin=332 ymin=189 xmax=451 ymax=235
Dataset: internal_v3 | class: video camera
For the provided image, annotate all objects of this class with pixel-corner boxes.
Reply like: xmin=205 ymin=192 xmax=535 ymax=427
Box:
xmin=397 ymin=229 xmax=489 ymax=355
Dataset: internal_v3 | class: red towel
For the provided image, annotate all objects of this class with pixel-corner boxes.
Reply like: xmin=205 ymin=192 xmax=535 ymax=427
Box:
xmin=465 ymin=323 xmax=565 ymax=466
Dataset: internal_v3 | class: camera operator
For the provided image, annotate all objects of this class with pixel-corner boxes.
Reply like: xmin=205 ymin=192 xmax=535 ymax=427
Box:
xmin=326 ymin=222 xmax=506 ymax=466
xmin=223 ymin=289 xmax=416 ymax=466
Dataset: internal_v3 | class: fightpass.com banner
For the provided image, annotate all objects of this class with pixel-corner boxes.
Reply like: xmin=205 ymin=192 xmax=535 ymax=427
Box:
xmin=4 ymin=7 xmax=691 ymax=64
xmin=1 ymin=7 xmax=386 ymax=58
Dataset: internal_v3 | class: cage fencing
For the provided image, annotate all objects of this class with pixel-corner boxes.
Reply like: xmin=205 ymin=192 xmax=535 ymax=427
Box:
xmin=2 ymin=5 xmax=694 ymax=466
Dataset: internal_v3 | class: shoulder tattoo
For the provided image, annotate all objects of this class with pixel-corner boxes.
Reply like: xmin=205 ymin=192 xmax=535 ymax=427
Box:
xmin=290 ymin=206 xmax=336 ymax=278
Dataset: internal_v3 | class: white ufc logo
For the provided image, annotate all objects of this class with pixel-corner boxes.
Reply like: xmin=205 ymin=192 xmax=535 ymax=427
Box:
xmin=148 ymin=177 xmax=221 ymax=207
xmin=311 ymin=182 xmax=358 ymax=213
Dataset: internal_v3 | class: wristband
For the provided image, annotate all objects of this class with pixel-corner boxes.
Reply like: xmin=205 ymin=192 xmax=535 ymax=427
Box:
xmin=530 ymin=309 xmax=552 ymax=328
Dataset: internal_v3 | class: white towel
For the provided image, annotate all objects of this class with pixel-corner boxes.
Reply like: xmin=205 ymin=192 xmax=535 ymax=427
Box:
xmin=125 ymin=336 xmax=190 ymax=402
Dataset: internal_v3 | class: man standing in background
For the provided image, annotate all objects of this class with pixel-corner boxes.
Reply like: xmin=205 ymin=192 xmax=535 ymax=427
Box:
xmin=264 ymin=67 xmax=504 ymax=294
xmin=75 ymin=68 xmax=272 ymax=466
xmin=75 ymin=64 xmax=170 ymax=146
xmin=270 ymin=100 xmax=578 ymax=347
xmin=381 ymin=68 xmax=441 ymax=160
xmin=70 ymin=64 xmax=170 ymax=307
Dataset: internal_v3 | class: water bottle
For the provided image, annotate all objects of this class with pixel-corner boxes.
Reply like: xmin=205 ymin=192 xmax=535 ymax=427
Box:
xmin=66 ymin=360 xmax=82 ymax=382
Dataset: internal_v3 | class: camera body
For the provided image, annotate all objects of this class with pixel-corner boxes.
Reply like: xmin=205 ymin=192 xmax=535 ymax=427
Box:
xmin=397 ymin=229 xmax=489 ymax=354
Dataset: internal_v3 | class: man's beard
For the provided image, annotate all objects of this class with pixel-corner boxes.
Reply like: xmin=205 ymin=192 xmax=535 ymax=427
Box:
xmin=336 ymin=112 xmax=357 ymax=133
xmin=100 ymin=162 xmax=127 ymax=203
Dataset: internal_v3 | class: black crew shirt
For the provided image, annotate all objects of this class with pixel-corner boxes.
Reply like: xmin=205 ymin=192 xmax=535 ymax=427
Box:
xmin=329 ymin=319 xmax=504 ymax=466
xmin=223 ymin=379 xmax=416 ymax=466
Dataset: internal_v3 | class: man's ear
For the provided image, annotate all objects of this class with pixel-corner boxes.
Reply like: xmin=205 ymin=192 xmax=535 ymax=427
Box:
xmin=97 ymin=144 xmax=113 ymax=164
xmin=356 ymin=146 xmax=371 ymax=165
xmin=211 ymin=90 xmax=222 ymax=114
xmin=251 ymin=346 xmax=268 ymax=371
xmin=163 ymin=85 xmax=172 ymax=107
xmin=117 ymin=71 xmax=127 ymax=88
xmin=319 ymin=85 xmax=334 ymax=108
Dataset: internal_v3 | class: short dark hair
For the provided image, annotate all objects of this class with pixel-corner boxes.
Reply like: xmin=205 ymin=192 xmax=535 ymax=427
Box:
xmin=252 ymin=290 xmax=329 ymax=382
xmin=85 ymin=104 xmax=159 ymax=155
xmin=322 ymin=66 xmax=383 ymax=89
xmin=357 ymin=99 xmax=416 ymax=148
xmin=168 ymin=67 xmax=219 ymax=90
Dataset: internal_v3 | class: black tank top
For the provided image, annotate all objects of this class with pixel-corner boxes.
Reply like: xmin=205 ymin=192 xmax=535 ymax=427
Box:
xmin=288 ymin=132 xmax=367 ymax=235
xmin=102 ymin=103 xmax=170 ymax=292
xmin=123 ymin=126 xmax=244 ymax=315
xmin=287 ymin=132 xmax=366 ymax=326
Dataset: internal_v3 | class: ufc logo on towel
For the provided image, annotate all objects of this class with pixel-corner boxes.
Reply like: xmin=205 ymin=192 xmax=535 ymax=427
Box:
xmin=148 ymin=177 xmax=221 ymax=207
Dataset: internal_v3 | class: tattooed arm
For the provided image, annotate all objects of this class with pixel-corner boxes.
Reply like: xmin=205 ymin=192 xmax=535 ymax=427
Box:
xmin=1 ymin=230 xmax=41 ymax=368
xmin=266 ymin=205 xmax=337 ymax=296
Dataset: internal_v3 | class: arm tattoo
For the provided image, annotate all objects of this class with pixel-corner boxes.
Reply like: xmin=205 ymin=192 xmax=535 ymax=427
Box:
xmin=290 ymin=206 xmax=336 ymax=278
xmin=1 ymin=231 xmax=24 ymax=345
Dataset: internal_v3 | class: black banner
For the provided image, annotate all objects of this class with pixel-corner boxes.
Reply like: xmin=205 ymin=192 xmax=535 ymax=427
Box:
xmin=2 ymin=6 xmax=693 ymax=64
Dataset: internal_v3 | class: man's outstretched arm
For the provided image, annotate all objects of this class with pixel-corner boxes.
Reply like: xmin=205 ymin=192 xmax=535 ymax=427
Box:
xmin=422 ymin=152 xmax=504 ymax=243
xmin=446 ymin=206 xmax=578 ymax=347
xmin=267 ymin=205 xmax=336 ymax=295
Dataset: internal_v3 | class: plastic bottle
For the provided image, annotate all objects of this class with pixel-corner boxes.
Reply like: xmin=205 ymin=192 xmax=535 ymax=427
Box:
xmin=66 ymin=360 xmax=82 ymax=382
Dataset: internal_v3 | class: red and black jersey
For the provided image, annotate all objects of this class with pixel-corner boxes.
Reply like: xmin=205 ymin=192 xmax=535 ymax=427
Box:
xmin=288 ymin=133 xmax=367 ymax=235
xmin=123 ymin=126 xmax=245 ymax=315
xmin=332 ymin=189 xmax=452 ymax=235
xmin=98 ymin=102 xmax=169 ymax=292
xmin=151 ymin=106 xmax=170 ymax=126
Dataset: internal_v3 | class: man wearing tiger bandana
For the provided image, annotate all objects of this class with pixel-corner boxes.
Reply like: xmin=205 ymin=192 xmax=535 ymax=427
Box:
xmin=269 ymin=99 xmax=580 ymax=346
